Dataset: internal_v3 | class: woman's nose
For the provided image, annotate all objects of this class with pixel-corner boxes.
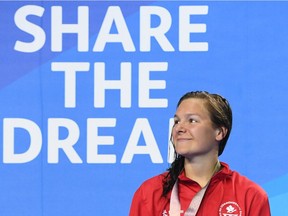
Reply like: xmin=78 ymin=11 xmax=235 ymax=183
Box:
xmin=174 ymin=122 xmax=186 ymax=133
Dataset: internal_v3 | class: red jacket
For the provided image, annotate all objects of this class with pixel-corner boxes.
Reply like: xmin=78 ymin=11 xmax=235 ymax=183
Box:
xmin=129 ymin=162 xmax=271 ymax=216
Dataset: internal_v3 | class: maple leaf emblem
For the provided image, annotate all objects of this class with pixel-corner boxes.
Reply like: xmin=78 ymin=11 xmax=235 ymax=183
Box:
xmin=226 ymin=205 xmax=236 ymax=213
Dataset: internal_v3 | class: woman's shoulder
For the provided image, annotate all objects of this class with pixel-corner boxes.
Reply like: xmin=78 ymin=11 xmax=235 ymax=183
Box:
xmin=139 ymin=171 xmax=168 ymax=190
xmin=220 ymin=162 xmax=268 ymax=197
xmin=131 ymin=171 xmax=168 ymax=206
xmin=130 ymin=172 xmax=169 ymax=215
xmin=230 ymin=170 xmax=268 ymax=197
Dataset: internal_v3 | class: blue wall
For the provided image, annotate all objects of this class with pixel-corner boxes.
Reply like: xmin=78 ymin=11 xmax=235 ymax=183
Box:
xmin=0 ymin=1 xmax=287 ymax=215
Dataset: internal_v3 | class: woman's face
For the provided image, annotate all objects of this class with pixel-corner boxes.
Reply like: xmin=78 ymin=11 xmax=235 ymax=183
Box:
xmin=172 ymin=98 xmax=222 ymax=159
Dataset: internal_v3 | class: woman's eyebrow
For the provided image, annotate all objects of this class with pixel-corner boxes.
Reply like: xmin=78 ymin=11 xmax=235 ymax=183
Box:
xmin=173 ymin=113 xmax=200 ymax=118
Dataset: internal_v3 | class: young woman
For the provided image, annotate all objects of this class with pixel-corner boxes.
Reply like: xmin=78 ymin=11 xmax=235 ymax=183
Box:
xmin=129 ymin=91 xmax=271 ymax=216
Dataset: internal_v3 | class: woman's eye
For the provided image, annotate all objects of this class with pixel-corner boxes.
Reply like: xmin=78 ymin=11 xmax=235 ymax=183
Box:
xmin=174 ymin=120 xmax=179 ymax=125
xmin=189 ymin=119 xmax=197 ymax=123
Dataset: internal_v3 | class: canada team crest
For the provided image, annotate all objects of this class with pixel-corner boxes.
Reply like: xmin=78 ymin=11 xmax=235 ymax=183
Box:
xmin=219 ymin=201 xmax=242 ymax=216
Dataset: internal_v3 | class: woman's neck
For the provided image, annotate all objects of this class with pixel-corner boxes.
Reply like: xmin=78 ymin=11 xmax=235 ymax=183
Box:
xmin=184 ymin=157 xmax=220 ymax=188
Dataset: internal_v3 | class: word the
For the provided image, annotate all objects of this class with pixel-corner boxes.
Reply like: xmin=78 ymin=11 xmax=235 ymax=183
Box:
xmin=51 ymin=61 xmax=168 ymax=108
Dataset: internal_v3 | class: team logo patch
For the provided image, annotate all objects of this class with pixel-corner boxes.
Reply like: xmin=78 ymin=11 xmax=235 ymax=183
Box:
xmin=219 ymin=201 xmax=242 ymax=216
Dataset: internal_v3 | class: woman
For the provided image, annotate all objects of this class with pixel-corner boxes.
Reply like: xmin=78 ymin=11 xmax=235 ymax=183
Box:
xmin=129 ymin=91 xmax=271 ymax=216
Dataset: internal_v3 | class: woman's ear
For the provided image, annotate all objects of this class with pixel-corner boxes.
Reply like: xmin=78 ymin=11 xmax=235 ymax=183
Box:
xmin=215 ymin=127 xmax=228 ymax=141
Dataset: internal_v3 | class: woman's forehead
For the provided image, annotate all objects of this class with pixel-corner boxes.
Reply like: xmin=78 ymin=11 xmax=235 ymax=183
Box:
xmin=177 ymin=98 xmax=207 ymax=109
xmin=176 ymin=98 xmax=209 ymax=115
